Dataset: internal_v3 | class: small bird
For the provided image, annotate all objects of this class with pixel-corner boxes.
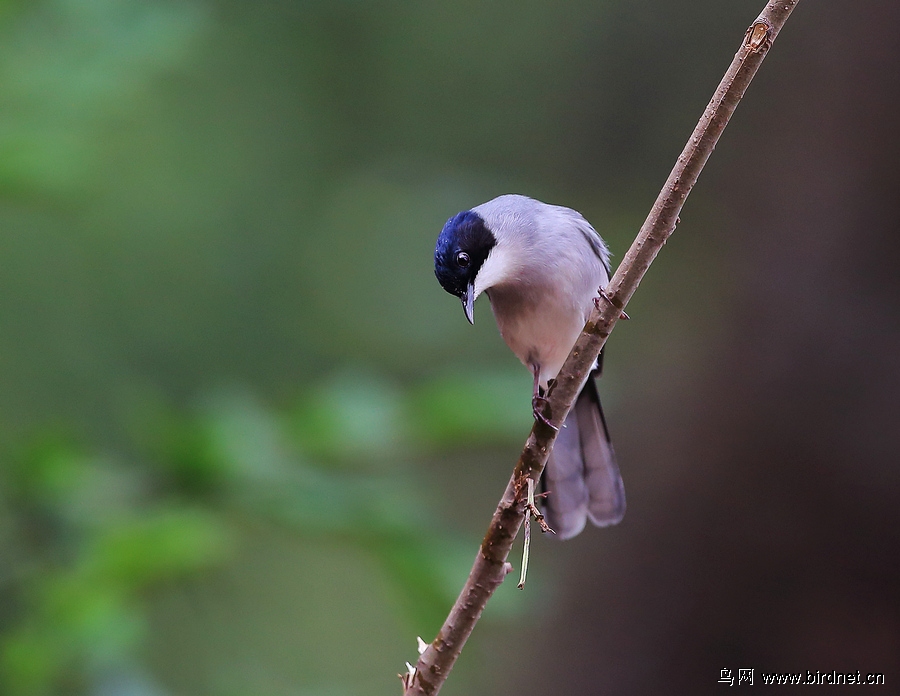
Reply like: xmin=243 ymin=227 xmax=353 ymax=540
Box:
xmin=434 ymin=194 xmax=625 ymax=539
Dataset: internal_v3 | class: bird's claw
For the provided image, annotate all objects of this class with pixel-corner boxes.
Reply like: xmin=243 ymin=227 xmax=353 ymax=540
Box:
xmin=531 ymin=394 xmax=559 ymax=431
xmin=594 ymin=287 xmax=630 ymax=320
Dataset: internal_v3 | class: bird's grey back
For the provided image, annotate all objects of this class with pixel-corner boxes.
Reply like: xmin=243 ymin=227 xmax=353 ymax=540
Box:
xmin=472 ymin=194 xmax=611 ymax=275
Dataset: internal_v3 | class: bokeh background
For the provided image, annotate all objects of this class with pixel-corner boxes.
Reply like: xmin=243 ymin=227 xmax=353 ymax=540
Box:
xmin=1 ymin=1 xmax=898 ymax=694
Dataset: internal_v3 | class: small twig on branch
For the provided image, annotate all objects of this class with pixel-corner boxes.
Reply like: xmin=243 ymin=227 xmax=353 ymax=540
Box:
xmin=517 ymin=486 xmax=532 ymax=591
xmin=402 ymin=2 xmax=799 ymax=694
xmin=527 ymin=484 xmax=554 ymax=536
xmin=517 ymin=478 xmax=555 ymax=590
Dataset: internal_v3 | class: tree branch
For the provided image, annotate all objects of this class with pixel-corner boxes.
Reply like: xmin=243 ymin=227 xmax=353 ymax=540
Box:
xmin=402 ymin=1 xmax=800 ymax=693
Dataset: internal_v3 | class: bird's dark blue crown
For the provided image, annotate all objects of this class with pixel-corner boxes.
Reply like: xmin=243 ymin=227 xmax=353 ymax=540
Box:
xmin=434 ymin=210 xmax=496 ymax=298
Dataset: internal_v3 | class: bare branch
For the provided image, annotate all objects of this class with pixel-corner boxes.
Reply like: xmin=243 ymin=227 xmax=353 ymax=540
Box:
xmin=403 ymin=2 xmax=800 ymax=693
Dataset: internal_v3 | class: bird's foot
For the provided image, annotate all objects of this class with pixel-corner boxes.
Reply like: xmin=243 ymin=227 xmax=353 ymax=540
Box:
xmin=594 ymin=287 xmax=630 ymax=320
xmin=532 ymin=393 xmax=559 ymax=431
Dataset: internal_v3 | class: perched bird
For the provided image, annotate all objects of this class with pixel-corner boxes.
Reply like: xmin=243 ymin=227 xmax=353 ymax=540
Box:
xmin=434 ymin=194 xmax=625 ymax=539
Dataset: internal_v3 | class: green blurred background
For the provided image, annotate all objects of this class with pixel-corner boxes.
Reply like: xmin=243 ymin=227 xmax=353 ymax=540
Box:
xmin=1 ymin=1 xmax=898 ymax=694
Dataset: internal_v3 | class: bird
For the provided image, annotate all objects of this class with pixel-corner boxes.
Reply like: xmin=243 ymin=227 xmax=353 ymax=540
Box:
xmin=434 ymin=194 xmax=625 ymax=539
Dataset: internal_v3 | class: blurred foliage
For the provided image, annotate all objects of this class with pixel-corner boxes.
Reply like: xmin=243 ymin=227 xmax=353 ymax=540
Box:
xmin=1 ymin=372 xmax=532 ymax=695
xmin=0 ymin=0 xmax=206 ymax=199
xmin=1 ymin=436 xmax=232 ymax=694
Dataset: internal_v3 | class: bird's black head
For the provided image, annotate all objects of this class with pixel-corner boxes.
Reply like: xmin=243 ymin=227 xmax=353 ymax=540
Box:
xmin=434 ymin=210 xmax=497 ymax=324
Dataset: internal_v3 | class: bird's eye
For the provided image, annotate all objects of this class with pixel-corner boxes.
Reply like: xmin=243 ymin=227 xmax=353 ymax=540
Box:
xmin=456 ymin=251 xmax=470 ymax=268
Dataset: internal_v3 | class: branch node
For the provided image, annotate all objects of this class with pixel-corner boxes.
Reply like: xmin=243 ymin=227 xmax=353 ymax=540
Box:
xmin=745 ymin=19 xmax=771 ymax=52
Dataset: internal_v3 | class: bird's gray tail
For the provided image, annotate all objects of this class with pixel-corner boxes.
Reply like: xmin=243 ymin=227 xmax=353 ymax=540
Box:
xmin=541 ymin=373 xmax=626 ymax=540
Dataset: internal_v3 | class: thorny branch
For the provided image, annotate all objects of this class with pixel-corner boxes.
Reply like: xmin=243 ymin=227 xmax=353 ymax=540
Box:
xmin=402 ymin=2 xmax=800 ymax=693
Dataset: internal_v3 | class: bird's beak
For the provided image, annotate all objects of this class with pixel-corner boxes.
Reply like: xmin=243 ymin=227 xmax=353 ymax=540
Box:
xmin=461 ymin=283 xmax=475 ymax=325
